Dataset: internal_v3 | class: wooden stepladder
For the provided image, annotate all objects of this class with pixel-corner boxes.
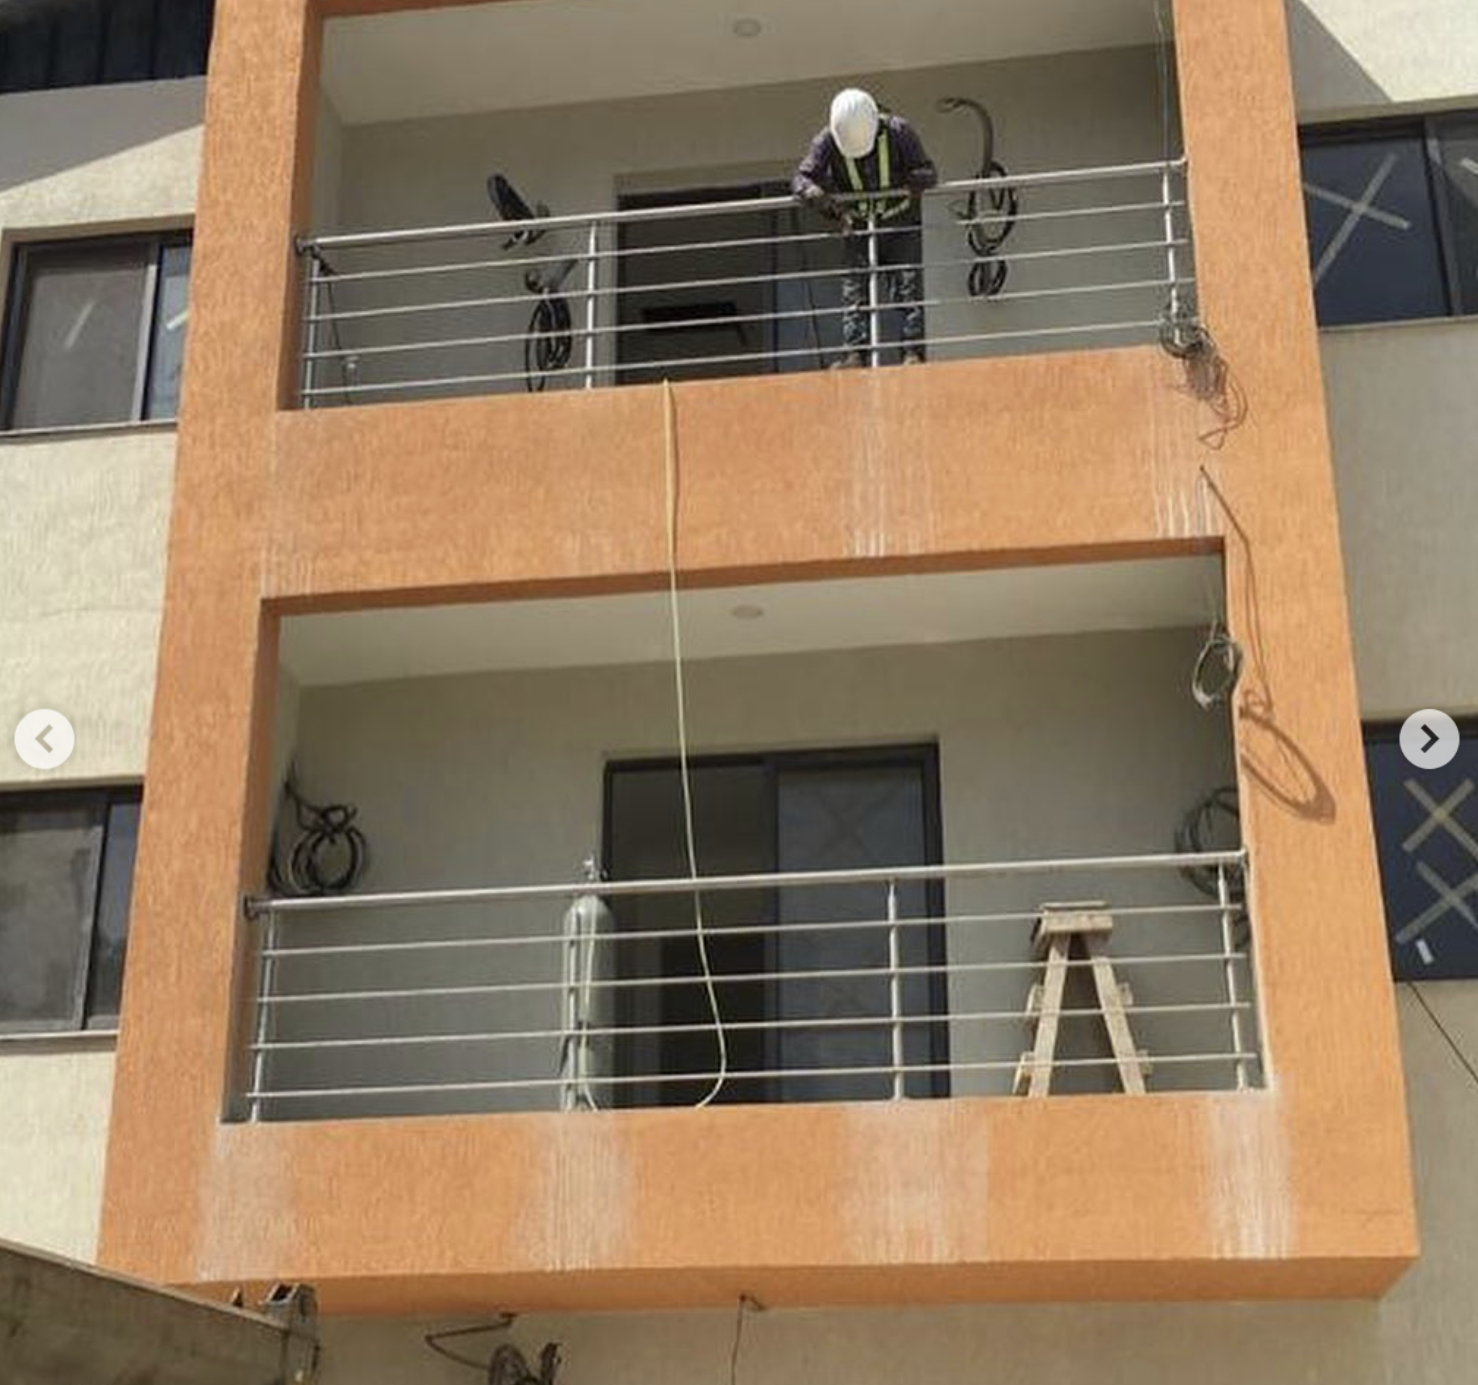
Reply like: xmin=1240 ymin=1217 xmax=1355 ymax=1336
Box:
xmin=1014 ymin=902 xmax=1148 ymax=1097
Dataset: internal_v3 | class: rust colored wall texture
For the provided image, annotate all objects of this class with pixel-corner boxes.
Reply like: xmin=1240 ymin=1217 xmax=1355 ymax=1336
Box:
xmin=98 ymin=0 xmax=1418 ymax=1312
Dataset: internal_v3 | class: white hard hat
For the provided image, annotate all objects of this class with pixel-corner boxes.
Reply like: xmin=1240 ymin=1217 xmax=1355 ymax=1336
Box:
xmin=830 ymin=88 xmax=880 ymax=160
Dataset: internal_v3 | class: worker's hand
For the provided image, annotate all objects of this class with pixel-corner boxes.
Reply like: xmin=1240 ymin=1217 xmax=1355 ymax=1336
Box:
xmin=801 ymin=186 xmax=844 ymax=222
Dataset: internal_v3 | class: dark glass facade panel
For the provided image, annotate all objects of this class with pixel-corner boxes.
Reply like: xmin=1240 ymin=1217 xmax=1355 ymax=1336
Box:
xmin=1365 ymin=728 xmax=1478 ymax=981
xmin=0 ymin=0 xmax=213 ymax=95
xmin=1300 ymin=132 xmax=1449 ymax=326
xmin=1436 ymin=115 xmax=1478 ymax=315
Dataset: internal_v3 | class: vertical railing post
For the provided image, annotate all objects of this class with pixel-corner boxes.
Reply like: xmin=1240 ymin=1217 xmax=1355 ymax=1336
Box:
xmin=866 ymin=211 xmax=882 ymax=369
xmin=561 ymin=895 xmax=579 ymax=1111
xmin=887 ymin=879 xmax=904 ymax=1099
xmin=301 ymin=257 xmax=320 ymax=410
xmin=1162 ymin=162 xmax=1183 ymax=321
xmin=1218 ymin=861 xmax=1249 ymax=1090
xmin=583 ymin=220 xmax=600 ymax=390
xmin=249 ymin=907 xmax=278 ymax=1123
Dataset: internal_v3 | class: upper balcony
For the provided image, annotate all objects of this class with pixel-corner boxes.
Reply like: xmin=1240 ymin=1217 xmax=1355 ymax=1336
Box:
xmin=295 ymin=0 xmax=1196 ymax=407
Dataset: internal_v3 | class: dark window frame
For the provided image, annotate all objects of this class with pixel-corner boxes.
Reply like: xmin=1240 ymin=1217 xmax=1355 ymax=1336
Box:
xmin=0 ymin=229 xmax=192 ymax=432
xmin=0 ymin=783 xmax=142 ymax=1035
xmin=1300 ymin=112 xmax=1478 ymax=327
xmin=1363 ymin=717 xmax=1478 ymax=982
xmin=601 ymin=742 xmax=951 ymax=1105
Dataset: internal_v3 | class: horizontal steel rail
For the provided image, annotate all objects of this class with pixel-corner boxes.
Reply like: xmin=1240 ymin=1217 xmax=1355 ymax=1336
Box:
xmin=304 ymin=160 xmax=1187 ymax=252
xmin=254 ymin=948 xmax=1251 ymax=1006
xmin=247 ymin=850 xmax=1242 ymax=917
xmin=258 ymin=899 xmax=1231 ymax=958
xmin=307 ymin=198 xmax=1187 ymax=289
xmin=303 ymin=277 xmax=1192 ymax=363
xmin=251 ymin=1001 xmax=1254 ymax=1054
xmin=305 ymin=241 xmax=1188 ymax=326
xmin=247 ymin=1052 xmax=1260 ymax=1105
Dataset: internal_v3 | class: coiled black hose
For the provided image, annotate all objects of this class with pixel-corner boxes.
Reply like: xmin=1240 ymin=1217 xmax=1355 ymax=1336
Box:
xmin=268 ymin=773 xmax=368 ymax=896
xmin=1175 ymin=785 xmax=1245 ymax=901
xmin=523 ymin=259 xmax=577 ymax=392
xmin=937 ymin=96 xmax=1019 ymax=299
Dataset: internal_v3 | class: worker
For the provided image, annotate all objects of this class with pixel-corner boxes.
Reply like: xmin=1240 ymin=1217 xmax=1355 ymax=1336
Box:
xmin=792 ymin=88 xmax=938 ymax=367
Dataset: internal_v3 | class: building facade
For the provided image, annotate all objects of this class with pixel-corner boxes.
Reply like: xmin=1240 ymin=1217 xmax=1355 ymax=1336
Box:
xmin=1 ymin=0 xmax=1475 ymax=1380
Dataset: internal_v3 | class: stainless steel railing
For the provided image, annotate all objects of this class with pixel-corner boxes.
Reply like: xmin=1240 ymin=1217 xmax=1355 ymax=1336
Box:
xmin=295 ymin=158 xmax=1192 ymax=406
xmin=240 ymin=847 xmax=1259 ymax=1121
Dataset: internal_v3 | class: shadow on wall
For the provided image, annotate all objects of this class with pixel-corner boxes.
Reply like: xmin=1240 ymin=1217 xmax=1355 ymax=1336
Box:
xmin=0 ymin=79 xmax=202 ymax=195
xmin=1284 ymin=0 xmax=1391 ymax=115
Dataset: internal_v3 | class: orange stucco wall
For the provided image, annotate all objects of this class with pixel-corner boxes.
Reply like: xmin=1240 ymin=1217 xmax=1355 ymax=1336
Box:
xmin=98 ymin=0 xmax=1417 ymax=1311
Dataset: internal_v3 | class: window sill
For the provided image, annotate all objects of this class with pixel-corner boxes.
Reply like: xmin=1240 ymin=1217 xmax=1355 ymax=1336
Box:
xmin=0 ymin=418 xmax=177 ymax=443
xmin=0 ymin=1027 xmax=119 ymax=1051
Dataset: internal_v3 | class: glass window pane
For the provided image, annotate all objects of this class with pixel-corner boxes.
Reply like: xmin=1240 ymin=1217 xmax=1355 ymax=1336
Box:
xmin=775 ymin=762 xmax=939 ymax=1101
xmin=49 ymin=3 xmax=105 ymax=90
xmin=145 ymin=243 xmax=192 ymax=420
xmin=86 ymin=794 xmax=141 ymax=1025
xmin=0 ymin=797 xmax=104 ymax=1028
xmin=0 ymin=16 xmax=55 ymax=94
xmin=1301 ymin=132 xmax=1449 ymax=326
xmin=1365 ymin=729 xmax=1478 ymax=980
xmin=101 ymin=0 xmax=162 ymax=85
xmin=1436 ymin=115 xmax=1478 ymax=316
xmin=8 ymin=242 xmax=150 ymax=429
xmin=153 ymin=0 xmax=213 ymax=80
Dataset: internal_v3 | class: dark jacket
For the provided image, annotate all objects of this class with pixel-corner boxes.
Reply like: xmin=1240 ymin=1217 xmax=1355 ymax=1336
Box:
xmin=792 ymin=113 xmax=938 ymax=221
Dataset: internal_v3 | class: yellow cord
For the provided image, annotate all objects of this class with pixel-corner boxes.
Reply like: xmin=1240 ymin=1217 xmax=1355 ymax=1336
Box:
xmin=663 ymin=380 xmax=728 ymax=1106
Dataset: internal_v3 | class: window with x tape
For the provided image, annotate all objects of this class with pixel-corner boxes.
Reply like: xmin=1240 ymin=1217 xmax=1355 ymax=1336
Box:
xmin=1365 ymin=722 xmax=1478 ymax=980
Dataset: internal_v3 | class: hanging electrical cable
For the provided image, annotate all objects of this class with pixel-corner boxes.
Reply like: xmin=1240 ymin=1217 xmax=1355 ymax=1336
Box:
xmin=663 ymin=380 xmax=729 ymax=1107
xmin=1192 ymin=619 xmax=1244 ymax=710
xmin=1188 ymin=471 xmax=1245 ymax=711
xmin=1174 ymin=785 xmax=1244 ymax=901
xmin=424 ymin=1319 xmax=562 ymax=1385
xmin=267 ymin=769 xmax=369 ymax=897
xmin=936 ymin=96 xmax=1018 ymax=298
xmin=486 ymin=172 xmax=578 ymax=392
xmin=522 ymin=257 xmax=578 ymax=391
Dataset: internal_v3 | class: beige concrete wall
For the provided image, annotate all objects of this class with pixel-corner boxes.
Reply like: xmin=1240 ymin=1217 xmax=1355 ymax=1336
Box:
xmin=1320 ymin=321 xmax=1478 ymax=720
xmin=0 ymin=1042 xmax=115 ymax=1259
xmin=0 ymin=76 xmax=201 ymax=782
xmin=1288 ymin=0 xmax=1478 ymax=117
xmin=0 ymin=429 xmax=175 ymax=785
xmin=0 ymin=79 xmax=203 ymax=237
xmin=0 ymin=78 xmax=200 ymax=1256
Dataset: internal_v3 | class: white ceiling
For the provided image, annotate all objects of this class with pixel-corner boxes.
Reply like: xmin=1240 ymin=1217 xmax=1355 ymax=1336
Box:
xmin=322 ymin=0 xmax=1157 ymax=125
xmin=280 ymin=557 xmax=1216 ymax=688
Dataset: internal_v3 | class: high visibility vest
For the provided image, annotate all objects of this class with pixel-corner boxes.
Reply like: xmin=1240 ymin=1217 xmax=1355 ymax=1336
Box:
xmin=841 ymin=126 xmax=912 ymax=222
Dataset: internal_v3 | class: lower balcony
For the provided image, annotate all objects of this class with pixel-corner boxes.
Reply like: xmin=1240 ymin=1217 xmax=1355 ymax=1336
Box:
xmin=93 ymin=557 xmax=1417 ymax=1311
xmin=247 ymin=559 xmax=1254 ymax=1123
